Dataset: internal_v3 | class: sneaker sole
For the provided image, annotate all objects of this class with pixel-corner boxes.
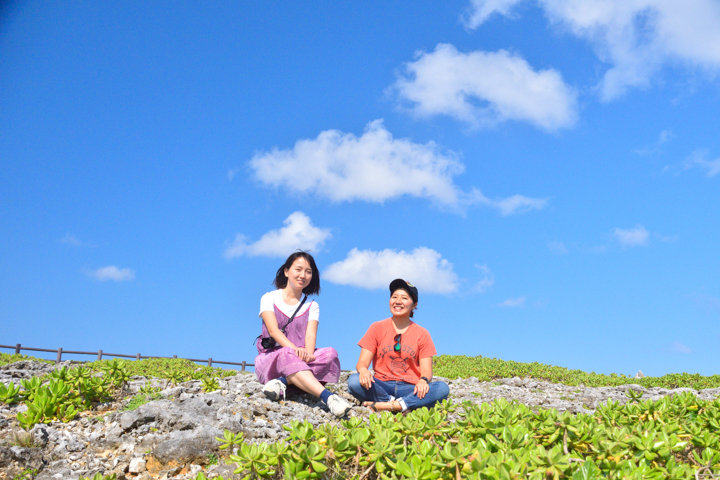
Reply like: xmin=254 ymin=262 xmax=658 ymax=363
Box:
xmin=263 ymin=390 xmax=282 ymax=401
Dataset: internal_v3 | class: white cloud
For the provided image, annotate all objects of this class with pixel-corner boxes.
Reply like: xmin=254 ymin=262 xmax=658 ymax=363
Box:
xmin=464 ymin=0 xmax=720 ymax=100
xmin=634 ymin=129 xmax=673 ymax=155
xmin=475 ymin=264 xmax=495 ymax=293
xmin=462 ymin=0 xmax=524 ymax=28
xmin=250 ymin=119 xmax=547 ymax=214
xmin=613 ymin=225 xmax=650 ymax=246
xmin=250 ymin=119 xmax=467 ymax=206
xmin=324 ymin=247 xmax=459 ymax=294
xmin=669 ymin=341 xmax=692 ymax=354
xmin=493 ymin=194 xmax=549 ymax=216
xmin=684 ymin=150 xmax=720 ymax=177
xmin=498 ymin=296 xmax=526 ymax=307
xmin=393 ymin=43 xmax=578 ymax=130
xmin=87 ymin=266 xmax=135 ymax=282
xmin=224 ymin=211 xmax=330 ymax=259
xmin=59 ymin=233 xmax=83 ymax=247
xmin=59 ymin=233 xmax=96 ymax=248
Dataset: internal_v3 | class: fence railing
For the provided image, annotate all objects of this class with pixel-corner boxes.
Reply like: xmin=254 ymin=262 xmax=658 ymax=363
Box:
xmin=0 ymin=343 xmax=254 ymax=371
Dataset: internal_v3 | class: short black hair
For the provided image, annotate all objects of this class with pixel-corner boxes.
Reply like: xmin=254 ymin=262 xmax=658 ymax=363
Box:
xmin=273 ymin=250 xmax=320 ymax=295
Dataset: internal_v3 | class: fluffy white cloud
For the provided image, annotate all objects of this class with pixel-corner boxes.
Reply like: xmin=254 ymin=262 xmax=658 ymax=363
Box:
xmin=250 ymin=119 xmax=467 ymax=207
xmin=250 ymin=120 xmax=547 ymax=214
xmin=394 ymin=43 xmax=578 ymax=130
xmin=324 ymin=247 xmax=459 ymax=294
xmin=87 ymin=266 xmax=135 ymax=282
xmin=224 ymin=211 xmax=330 ymax=259
xmin=613 ymin=225 xmax=649 ymax=246
xmin=498 ymin=296 xmax=526 ymax=307
xmin=464 ymin=0 xmax=720 ymax=100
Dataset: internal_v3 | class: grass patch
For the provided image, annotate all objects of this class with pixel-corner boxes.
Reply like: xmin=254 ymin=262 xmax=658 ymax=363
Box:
xmin=0 ymin=353 xmax=53 ymax=367
xmin=123 ymin=391 xmax=163 ymax=411
xmin=434 ymin=354 xmax=720 ymax=389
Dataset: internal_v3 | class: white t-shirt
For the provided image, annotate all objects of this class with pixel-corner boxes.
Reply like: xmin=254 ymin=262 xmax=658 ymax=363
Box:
xmin=259 ymin=289 xmax=319 ymax=322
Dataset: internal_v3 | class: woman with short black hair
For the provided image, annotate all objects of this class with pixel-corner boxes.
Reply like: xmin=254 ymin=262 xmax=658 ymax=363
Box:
xmin=348 ymin=278 xmax=449 ymax=413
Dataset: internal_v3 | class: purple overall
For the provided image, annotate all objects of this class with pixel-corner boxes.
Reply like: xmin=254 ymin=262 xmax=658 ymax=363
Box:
xmin=254 ymin=303 xmax=341 ymax=385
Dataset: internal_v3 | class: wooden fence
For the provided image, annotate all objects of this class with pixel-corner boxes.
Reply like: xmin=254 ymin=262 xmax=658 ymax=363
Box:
xmin=0 ymin=343 xmax=254 ymax=371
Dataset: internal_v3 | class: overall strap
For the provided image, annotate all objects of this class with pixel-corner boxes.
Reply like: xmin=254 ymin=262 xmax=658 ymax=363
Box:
xmin=280 ymin=295 xmax=308 ymax=334
xmin=253 ymin=294 xmax=309 ymax=346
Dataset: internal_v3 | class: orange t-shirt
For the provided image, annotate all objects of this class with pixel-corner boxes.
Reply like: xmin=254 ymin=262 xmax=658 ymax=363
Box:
xmin=358 ymin=318 xmax=437 ymax=384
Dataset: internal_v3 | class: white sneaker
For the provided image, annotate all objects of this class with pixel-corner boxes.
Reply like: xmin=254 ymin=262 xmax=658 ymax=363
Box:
xmin=262 ymin=379 xmax=286 ymax=401
xmin=327 ymin=394 xmax=352 ymax=417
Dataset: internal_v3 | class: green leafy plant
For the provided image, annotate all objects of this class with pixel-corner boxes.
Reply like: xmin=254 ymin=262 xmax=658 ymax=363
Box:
xmin=216 ymin=430 xmax=245 ymax=451
xmin=201 ymin=376 xmax=220 ymax=392
xmin=625 ymin=388 xmax=644 ymax=403
xmin=11 ymin=468 xmax=39 ymax=480
xmin=0 ymin=381 xmax=21 ymax=404
xmin=78 ymin=474 xmax=117 ymax=480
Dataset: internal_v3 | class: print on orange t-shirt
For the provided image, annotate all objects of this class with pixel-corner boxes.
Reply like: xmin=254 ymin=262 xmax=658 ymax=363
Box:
xmin=358 ymin=318 xmax=437 ymax=384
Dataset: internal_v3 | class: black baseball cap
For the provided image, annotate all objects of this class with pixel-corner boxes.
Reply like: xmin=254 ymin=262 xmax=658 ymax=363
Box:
xmin=389 ymin=279 xmax=418 ymax=303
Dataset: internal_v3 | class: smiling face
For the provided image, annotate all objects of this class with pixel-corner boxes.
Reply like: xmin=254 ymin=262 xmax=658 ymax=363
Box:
xmin=389 ymin=288 xmax=417 ymax=318
xmin=284 ymin=256 xmax=313 ymax=292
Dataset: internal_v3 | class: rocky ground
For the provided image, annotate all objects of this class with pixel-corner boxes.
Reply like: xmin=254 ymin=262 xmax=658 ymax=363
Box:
xmin=1 ymin=360 xmax=719 ymax=480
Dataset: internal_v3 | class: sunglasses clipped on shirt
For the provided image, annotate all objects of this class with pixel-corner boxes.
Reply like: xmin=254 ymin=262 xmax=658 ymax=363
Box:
xmin=394 ymin=333 xmax=402 ymax=352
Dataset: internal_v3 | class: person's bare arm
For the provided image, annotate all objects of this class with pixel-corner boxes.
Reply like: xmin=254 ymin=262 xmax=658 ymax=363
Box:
xmin=356 ymin=348 xmax=375 ymax=389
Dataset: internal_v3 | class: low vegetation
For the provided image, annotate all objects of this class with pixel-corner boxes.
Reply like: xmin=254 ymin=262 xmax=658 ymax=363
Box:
xmin=0 ymin=354 xmax=232 ymax=429
xmin=2 ymin=352 xmax=719 ymax=479
xmin=213 ymin=393 xmax=720 ymax=480
xmin=434 ymin=354 xmax=720 ymax=390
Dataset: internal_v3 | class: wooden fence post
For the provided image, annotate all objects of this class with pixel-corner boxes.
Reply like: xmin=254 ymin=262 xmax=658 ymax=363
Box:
xmin=56 ymin=347 xmax=63 ymax=363
xmin=241 ymin=361 xmax=246 ymax=372
xmin=136 ymin=353 xmax=141 ymax=360
xmin=208 ymin=358 xmax=213 ymax=367
xmin=97 ymin=350 xmax=103 ymax=361
xmin=15 ymin=344 xmax=21 ymax=354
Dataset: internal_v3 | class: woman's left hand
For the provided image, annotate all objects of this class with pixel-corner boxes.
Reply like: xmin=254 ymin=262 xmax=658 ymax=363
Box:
xmin=295 ymin=347 xmax=315 ymax=362
xmin=414 ymin=378 xmax=429 ymax=399
xmin=303 ymin=347 xmax=316 ymax=362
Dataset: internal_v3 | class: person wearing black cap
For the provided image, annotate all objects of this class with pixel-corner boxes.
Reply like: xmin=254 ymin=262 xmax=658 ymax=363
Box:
xmin=347 ymin=279 xmax=449 ymax=413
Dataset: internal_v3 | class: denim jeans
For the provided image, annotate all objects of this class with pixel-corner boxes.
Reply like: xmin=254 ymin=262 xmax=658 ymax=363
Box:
xmin=347 ymin=373 xmax=449 ymax=411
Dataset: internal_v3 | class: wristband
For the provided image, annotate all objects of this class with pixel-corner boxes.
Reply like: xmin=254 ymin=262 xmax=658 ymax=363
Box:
xmin=420 ymin=376 xmax=430 ymax=383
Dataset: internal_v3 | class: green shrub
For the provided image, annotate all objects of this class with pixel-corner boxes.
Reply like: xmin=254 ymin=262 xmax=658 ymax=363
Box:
xmin=434 ymin=355 xmax=720 ymax=389
xmin=215 ymin=393 xmax=720 ymax=479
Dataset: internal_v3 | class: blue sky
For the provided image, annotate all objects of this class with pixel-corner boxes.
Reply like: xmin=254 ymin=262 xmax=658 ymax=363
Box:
xmin=2 ymin=1 xmax=720 ymax=377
